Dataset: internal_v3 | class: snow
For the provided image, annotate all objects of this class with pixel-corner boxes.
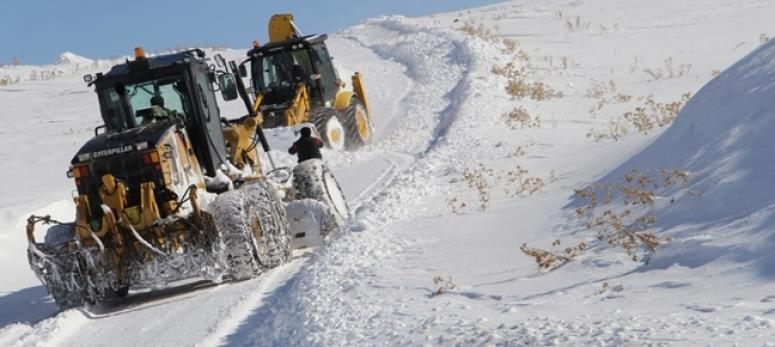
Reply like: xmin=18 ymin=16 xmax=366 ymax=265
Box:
xmin=3 ymin=0 xmax=775 ymax=345
xmin=55 ymin=52 xmax=93 ymax=66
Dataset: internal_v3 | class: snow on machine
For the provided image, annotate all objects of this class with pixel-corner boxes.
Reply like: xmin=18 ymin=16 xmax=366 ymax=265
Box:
xmin=25 ymin=47 xmax=348 ymax=309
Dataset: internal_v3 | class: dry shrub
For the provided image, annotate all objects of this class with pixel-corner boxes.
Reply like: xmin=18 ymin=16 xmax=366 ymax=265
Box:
xmin=491 ymin=62 xmax=524 ymax=78
xmin=447 ymin=164 xmax=547 ymax=213
xmin=0 ymin=75 xmax=21 ymax=86
xmin=502 ymin=38 xmax=519 ymax=54
xmin=464 ymin=165 xmax=493 ymax=211
xmin=459 ymin=20 xmax=523 ymax=55
xmin=503 ymin=107 xmax=541 ymax=129
xmin=523 ymin=169 xmax=688 ymax=270
xmin=506 ymin=77 xmax=562 ymax=101
xmin=760 ymin=33 xmax=770 ymax=44
xmin=521 ymin=239 xmax=587 ymax=270
xmin=573 ymin=169 xmax=686 ymax=262
xmin=506 ymin=166 xmax=545 ymax=198
xmin=492 ymin=61 xmax=561 ymax=101
xmin=446 ymin=164 xmax=494 ymax=213
xmin=587 ymin=92 xmax=692 ymax=141
xmin=643 ymin=57 xmax=692 ymax=81
xmin=586 ymin=118 xmax=629 ymax=141
xmin=585 ymin=80 xmax=617 ymax=98
xmin=431 ymin=276 xmax=457 ymax=297
xmin=565 ymin=16 xmax=591 ymax=32
xmin=598 ymin=282 xmax=624 ymax=295
xmin=459 ymin=21 xmax=498 ymax=41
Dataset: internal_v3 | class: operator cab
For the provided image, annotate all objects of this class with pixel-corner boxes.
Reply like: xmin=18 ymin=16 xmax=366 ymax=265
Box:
xmin=101 ymin=77 xmax=189 ymax=128
xmin=85 ymin=49 xmax=229 ymax=178
xmin=247 ymin=35 xmax=340 ymax=127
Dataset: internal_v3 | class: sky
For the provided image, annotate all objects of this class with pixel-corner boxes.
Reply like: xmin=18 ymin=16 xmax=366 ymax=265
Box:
xmin=0 ymin=0 xmax=504 ymax=65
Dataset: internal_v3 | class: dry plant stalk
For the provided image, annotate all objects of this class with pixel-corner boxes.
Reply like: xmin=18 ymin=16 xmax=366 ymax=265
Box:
xmin=506 ymin=78 xmax=563 ymax=101
xmin=599 ymin=282 xmax=624 ymax=295
xmin=643 ymin=57 xmax=692 ymax=81
xmin=458 ymin=20 xmax=521 ymax=55
xmin=446 ymin=197 xmax=467 ymax=215
xmin=573 ymin=169 xmax=684 ymax=262
xmin=458 ymin=22 xmax=498 ymax=41
xmin=588 ymin=92 xmax=692 ymax=141
xmin=447 ymin=164 xmax=547 ymax=214
xmin=502 ymin=38 xmax=518 ymax=54
xmin=520 ymin=239 xmax=587 ymax=270
xmin=565 ymin=16 xmax=591 ymax=32
xmin=491 ymin=61 xmax=562 ymax=101
xmin=431 ymin=276 xmax=457 ymax=297
xmin=464 ymin=164 xmax=493 ymax=211
xmin=503 ymin=107 xmax=541 ymax=129
xmin=585 ymin=80 xmax=617 ymax=98
xmin=523 ymin=169 xmax=687 ymax=271
xmin=506 ymin=166 xmax=545 ymax=197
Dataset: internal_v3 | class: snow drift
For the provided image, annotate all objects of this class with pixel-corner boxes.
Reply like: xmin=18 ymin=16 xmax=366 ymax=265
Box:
xmin=56 ymin=52 xmax=93 ymax=66
xmin=597 ymin=40 xmax=775 ymax=275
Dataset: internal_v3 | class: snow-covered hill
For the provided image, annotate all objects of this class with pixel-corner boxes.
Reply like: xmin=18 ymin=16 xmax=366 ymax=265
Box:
xmin=2 ymin=0 xmax=775 ymax=346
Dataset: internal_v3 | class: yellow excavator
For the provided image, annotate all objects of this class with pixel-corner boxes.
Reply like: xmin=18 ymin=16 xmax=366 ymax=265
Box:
xmin=243 ymin=14 xmax=374 ymax=150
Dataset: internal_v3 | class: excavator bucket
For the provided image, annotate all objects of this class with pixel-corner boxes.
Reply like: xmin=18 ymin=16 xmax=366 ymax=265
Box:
xmin=268 ymin=14 xmax=300 ymax=43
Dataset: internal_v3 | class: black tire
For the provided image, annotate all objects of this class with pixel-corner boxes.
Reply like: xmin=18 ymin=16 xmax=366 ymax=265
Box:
xmin=310 ymin=107 xmax=345 ymax=150
xmin=342 ymin=98 xmax=373 ymax=150
xmin=292 ymin=159 xmax=350 ymax=224
xmin=211 ymin=180 xmax=292 ymax=280
xmin=114 ymin=286 xmax=130 ymax=298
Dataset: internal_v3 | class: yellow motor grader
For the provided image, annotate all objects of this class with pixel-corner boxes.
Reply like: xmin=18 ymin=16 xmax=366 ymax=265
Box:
xmin=25 ymin=47 xmax=350 ymax=309
xmin=244 ymin=14 xmax=375 ymax=150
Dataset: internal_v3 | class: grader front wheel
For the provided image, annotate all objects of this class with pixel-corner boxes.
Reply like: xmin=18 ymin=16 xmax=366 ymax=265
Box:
xmin=211 ymin=181 xmax=292 ymax=280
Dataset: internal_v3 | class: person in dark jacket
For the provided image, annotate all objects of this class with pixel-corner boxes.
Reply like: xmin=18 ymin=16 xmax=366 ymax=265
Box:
xmin=289 ymin=127 xmax=324 ymax=163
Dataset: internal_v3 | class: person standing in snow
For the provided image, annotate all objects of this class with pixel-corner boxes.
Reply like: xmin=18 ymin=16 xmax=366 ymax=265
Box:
xmin=288 ymin=126 xmax=324 ymax=163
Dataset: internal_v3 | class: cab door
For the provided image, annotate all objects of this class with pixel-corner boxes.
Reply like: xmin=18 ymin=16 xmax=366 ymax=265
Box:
xmin=308 ymin=43 xmax=339 ymax=105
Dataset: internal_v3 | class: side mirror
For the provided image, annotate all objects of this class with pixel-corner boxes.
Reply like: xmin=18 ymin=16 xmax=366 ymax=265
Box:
xmin=218 ymin=73 xmax=239 ymax=101
xmin=238 ymin=64 xmax=248 ymax=78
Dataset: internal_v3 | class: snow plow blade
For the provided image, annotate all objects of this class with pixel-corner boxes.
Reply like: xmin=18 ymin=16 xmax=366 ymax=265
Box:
xmin=25 ymin=208 xmax=224 ymax=309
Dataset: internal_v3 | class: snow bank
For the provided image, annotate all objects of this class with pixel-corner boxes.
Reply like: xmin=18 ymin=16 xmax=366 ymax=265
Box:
xmin=56 ymin=52 xmax=93 ymax=66
xmin=597 ymin=40 xmax=775 ymax=274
